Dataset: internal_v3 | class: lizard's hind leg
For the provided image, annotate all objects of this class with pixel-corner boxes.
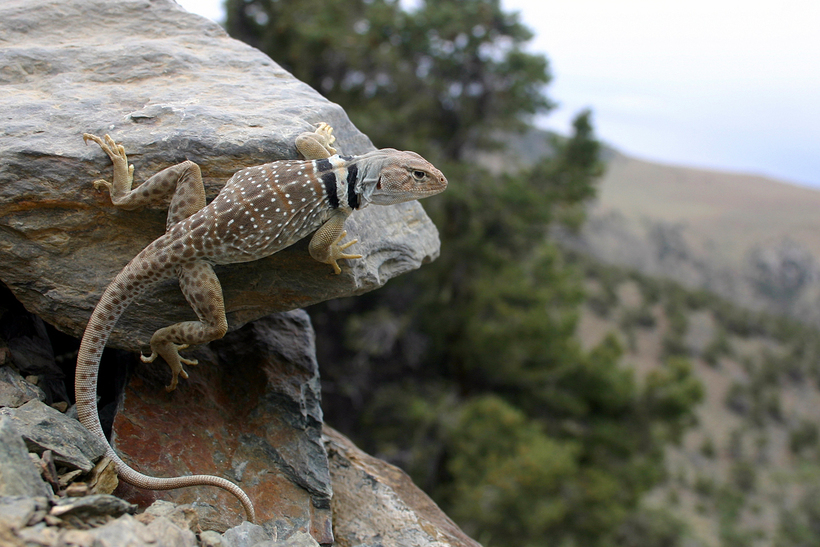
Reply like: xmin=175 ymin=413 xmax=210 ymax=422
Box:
xmin=142 ymin=261 xmax=228 ymax=391
xmin=83 ymin=133 xmax=206 ymax=229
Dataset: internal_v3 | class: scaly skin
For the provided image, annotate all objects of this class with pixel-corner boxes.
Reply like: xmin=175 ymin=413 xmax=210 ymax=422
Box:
xmin=76 ymin=124 xmax=447 ymax=522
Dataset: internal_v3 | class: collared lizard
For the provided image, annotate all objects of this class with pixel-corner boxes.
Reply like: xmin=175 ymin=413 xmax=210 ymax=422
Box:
xmin=76 ymin=123 xmax=447 ymax=522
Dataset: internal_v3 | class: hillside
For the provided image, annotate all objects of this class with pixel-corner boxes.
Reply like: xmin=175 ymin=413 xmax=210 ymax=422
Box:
xmin=557 ymin=152 xmax=820 ymax=325
xmin=574 ymin=257 xmax=820 ymax=547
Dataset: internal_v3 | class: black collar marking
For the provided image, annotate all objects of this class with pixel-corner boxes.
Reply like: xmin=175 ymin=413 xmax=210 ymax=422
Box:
xmin=315 ymin=159 xmax=339 ymax=209
xmin=346 ymin=163 xmax=360 ymax=209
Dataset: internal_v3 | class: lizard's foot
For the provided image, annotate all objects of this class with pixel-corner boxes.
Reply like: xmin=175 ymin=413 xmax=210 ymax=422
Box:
xmin=141 ymin=343 xmax=199 ymax=392
xmin=83 ymin=133 xmax=134 ymax=196
xmin=327 ymin=231 xmax=362 ymax=274
xmin=314 ymin=122 xmax=336 ymax=150
xmin=295 ymin=122 xmax=338 ymax=159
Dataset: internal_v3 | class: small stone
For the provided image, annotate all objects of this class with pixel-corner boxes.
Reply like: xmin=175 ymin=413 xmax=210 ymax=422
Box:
xmin=139 ymin=500 xmax=199 ymax=533
xmin=271 ymin=531 xmax=319 ymax=547
xmin=199 ymin=530 xmax=223 ymax=547
xmin=200 ymin=530 xmax=225 ymax=547
xmin=44 ymin=513 xmax=64 ymax=526
xmin=65 ymin=483 xmax=90 ymax=497
xmin=50 ymin=494 xmax=137 ymax=520
xmin=0 ymin=366 xmax=46 ymax=408
xmin=58 ymin=469 xmax=84 ymax=487
xmin=61 ymin=528 xmax=96 ymax=547
xmin=24 ymin=376 xmax=38 ymax=386
xmin=51 ymin=401 xmax=69 ymax=413
xmin=146 ymin=516 xmax=198 ymax=547
xmin=39 ymin=450 xmax=60 ymax=492
xmin=88 ymin=457 xmax=118 ymax=495
xmin=222 ymin=521 xmax=272 ymax=547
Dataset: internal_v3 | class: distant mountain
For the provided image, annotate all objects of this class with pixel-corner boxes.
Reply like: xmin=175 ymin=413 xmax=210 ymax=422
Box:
xmin=556 ymin=150 xmax=820 ymax=325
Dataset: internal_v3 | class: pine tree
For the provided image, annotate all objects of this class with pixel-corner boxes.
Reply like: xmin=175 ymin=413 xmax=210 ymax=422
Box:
xmin=225 ymin=1 xmax=701 ymax=544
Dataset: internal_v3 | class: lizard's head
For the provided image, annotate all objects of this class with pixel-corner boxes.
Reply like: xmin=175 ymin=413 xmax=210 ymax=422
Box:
xmin=359 ymin=149 xmax=448 ymax=205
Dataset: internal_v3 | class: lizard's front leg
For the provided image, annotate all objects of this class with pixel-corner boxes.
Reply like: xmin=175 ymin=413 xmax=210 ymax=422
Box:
xmin=295 ymin=122 xmax=337 ymax=160
xmin=141 ymin=260 xmax=228 ymax=391
xmin=83 ymin=133 xmax=206 ymax=228
xmin=309 ymin=211 xmax=362 ymax=274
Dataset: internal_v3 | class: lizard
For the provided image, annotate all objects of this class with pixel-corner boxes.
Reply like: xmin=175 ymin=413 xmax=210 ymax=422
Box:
xmin=76 ymin=123 xmax=447 ymax=523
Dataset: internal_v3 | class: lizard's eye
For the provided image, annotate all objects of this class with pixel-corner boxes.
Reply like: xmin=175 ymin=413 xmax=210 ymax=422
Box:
xmin=412 ymin=170 xmax=427 ymax=181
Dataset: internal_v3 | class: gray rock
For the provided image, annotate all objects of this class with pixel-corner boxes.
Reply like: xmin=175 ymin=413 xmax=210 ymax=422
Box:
xmin=0 ymin=400 xmax=107 ymax=472
xmin=222 ymin=521 xmax=273 ymax=547
xmin=145 ymin=516 xmax=197 ymax=547
xmin=0 ymin=0 xmax=441 ymax=352
xmin=260 ymin=531 xmax=319 ymax=547
xmin=50 ymin=494 xmax=136 ymax=519
xmin=140 ymin=500 xmax=198 ymax=533
xmin=201 ymin=530 xmax=226 ymax=547
xmin=324 ymin=426 xmax=482 ymax=547
xmin=0 ymin=366 xmax=46 ymax=408
xmin=17 ymin=522 xmax=62 ymax=546
xmin=87 ymin=514 xmax=161 ymax=547
xmin=0 ymin=417 xmax=52 ymax=498
xmin=0 ymin=496 xmax=46 ymax=530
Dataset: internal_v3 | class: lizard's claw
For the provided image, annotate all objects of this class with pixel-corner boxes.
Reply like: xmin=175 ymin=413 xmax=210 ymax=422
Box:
xmin=92 ymin=179 xmax=113 ymax=193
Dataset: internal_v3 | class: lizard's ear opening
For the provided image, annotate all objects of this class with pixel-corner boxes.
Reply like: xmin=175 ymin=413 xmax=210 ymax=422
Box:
xmin=376 ymin=177 xmax=382 ymax=190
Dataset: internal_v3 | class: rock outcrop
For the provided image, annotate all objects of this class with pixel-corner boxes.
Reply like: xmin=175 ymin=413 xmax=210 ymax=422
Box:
xmin=0 ymin=0 xmax=441 ymax=352
xmin=324 ymin=427 xmax=482 ymax=547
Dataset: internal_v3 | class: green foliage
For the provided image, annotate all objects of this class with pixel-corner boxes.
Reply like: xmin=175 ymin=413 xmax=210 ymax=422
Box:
xmin=643 ymin=357 xmax=704 ymax=443
xmin=225 ymin=1 xmax=704 ymax=544
xmin=613 ymin=507 xmax=688 ymax=547
xmin=729 ymin=460 xmax=757 ymax=493
xmin=702 ymin=325 xmax=731 ymax=366
xmin=789 ymin=419 xmax=819 ymax=454
xmin=694 ymin=474 xmax=716 ymax=497
xmin=775 ymin=488 xmax=820 ymax=547
xmin=443 ymin=396 xmax=578 ymax=546
xmin=700 ymin=436 xmax=716 ymax=458
xmin=226 ymin=0 xmax=550 ymax=162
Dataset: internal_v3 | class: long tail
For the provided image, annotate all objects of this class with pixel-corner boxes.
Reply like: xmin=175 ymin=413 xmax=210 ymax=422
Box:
xmin=75 ymin=255 xmax=256 ymax=522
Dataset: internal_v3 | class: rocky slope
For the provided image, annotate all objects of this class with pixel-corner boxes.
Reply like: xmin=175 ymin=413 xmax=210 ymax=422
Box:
xmin=576 ymin=258 xmax=820 ymax=547
xmin=558 ymin=151 xmax=820 ymax=325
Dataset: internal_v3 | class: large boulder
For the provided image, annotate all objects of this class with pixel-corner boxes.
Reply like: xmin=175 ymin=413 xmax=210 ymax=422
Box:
xmin=0 ymin=0 xmax=441 ymax=351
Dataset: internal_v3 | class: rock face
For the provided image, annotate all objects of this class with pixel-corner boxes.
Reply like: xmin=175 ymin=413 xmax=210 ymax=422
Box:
xmin=112 ymin=311 xmax=333 ymax=539
xmin=0 ymin=0 xmax=441 ymax=352
xmin=324 ymin=427 xmax=482 ymax=547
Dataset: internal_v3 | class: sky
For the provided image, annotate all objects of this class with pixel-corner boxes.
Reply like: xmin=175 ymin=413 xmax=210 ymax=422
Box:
xmin=177 ymin=0 xmax=820 ymax=187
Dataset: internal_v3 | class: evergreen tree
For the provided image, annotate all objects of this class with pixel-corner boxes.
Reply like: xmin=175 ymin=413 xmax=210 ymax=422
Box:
xmin=225 ymin=1 xmax=701 ymax=545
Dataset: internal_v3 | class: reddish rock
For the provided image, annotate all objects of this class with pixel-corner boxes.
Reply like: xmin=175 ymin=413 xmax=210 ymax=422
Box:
xmin=112 ymin=311 xmax=332 ymax=543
